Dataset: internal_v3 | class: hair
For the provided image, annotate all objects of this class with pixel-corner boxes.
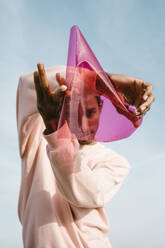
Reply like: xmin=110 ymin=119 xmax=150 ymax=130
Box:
xmin=95 ymin=95 xmax=101 ymax=106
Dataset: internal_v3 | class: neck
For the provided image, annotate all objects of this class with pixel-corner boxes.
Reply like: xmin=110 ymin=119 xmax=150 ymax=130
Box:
xmin=78 ymin=140 xmax=97 ymax=146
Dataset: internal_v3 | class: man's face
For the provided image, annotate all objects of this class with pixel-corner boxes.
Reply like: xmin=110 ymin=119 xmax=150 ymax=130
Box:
xmin=77 ymin=94 xmax=103 ymax=142
xmin=63 ymin=67 xmax=103 ymax=144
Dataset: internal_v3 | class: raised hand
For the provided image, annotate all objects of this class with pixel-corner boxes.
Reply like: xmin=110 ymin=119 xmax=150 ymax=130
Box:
xmin=34 ymin=63 xmax=68 ymax=134
xmin=106 ymin=73 xmax=155 ymax=116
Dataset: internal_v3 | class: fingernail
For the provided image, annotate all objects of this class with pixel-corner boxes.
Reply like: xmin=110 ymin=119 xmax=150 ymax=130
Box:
xmin=60 ymin=85 xmax=67 ymax=91
xmin=143 ymin=95 xmax=148 ymax=100
xmin=136 ymin=112 xmax=141 ymax=116
xmin=37 ymin=63 xmax=44 ymax=70
xmin=141 ymin=106 xmax=146 ymax=111
xmin=128 ymin=105 xmax=136 ymax=112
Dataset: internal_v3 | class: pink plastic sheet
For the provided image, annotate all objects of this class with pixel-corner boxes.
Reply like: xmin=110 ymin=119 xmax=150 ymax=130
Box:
xmin=56 ymin=25 xmax=143 ymax=142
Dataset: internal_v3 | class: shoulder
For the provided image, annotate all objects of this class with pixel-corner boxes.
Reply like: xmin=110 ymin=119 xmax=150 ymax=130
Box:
xmin=92 ymin=142 xmax=131 ymax=170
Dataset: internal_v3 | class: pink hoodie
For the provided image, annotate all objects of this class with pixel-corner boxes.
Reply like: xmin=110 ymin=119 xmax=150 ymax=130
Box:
xmin=16 ymin=65 xmax=131 ymax=248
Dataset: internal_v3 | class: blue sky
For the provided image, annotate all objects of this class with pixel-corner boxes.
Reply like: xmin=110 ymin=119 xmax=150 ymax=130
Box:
xmin=0 ymin=0 xmax=164 ymax=247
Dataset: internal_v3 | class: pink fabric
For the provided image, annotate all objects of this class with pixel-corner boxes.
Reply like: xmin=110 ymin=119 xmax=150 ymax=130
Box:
xmin=16 ymin=66 xmax=131 ymax=248
xmin=58 ymin=25 xmax=143 ymax=142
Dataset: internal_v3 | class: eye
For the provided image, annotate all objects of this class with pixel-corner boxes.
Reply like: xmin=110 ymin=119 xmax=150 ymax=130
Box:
xmin=86 ymin=109 xmax=96 ymax=118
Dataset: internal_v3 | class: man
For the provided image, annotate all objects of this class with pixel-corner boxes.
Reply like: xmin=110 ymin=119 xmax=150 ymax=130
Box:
xmin=16 ymin=63 xmax=154 ymax=248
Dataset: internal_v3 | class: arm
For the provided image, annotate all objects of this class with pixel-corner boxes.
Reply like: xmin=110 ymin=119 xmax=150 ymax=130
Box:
xmin=34 ymin=63 xmax=131 ymax=208
xmin=58 ymin=68 xmax=155 ymax=116
xmin=43 ymin=121 xmax=131 ymax=208
xmin=16 ymin=74 xmax=44 ymax=158
xmin=16 ymin=74 xmax=46 ymax=223
xmin=106 ymin=73 xmax=155 ymax=115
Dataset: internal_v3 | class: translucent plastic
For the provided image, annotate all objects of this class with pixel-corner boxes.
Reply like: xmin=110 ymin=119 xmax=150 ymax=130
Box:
xmin=56 ymin=25 xmax=143 ymax=142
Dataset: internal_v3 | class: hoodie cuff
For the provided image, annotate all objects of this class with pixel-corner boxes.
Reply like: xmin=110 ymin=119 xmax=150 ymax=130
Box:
xmin=43 ymin=121 xmax=74 ymax=149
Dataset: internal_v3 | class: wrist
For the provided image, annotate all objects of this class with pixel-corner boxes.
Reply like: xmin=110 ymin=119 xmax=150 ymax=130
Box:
xmin=44 ymin=119 xmax=58 ymax=135
xmin=106 ymin=73 xmax=121 ymax=89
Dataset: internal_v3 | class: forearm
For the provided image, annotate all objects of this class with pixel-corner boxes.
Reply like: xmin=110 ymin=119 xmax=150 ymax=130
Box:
xmin=43 ymin=122 xmax=104 ymax=208
xmin=106 ymin=73 xmax=135 ymax=90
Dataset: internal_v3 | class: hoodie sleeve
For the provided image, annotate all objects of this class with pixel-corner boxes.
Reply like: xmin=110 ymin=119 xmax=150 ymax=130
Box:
xmin=43 ymin=122 xmax=131 ymax=208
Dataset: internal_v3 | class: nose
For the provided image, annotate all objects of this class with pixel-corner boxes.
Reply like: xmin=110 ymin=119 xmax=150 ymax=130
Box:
xmin=80 ymin=115 xmax=89 ymax=134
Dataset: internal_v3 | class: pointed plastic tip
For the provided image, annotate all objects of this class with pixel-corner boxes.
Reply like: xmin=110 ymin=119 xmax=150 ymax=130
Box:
xmin=71 ymin=25 xmax=79 ymax=32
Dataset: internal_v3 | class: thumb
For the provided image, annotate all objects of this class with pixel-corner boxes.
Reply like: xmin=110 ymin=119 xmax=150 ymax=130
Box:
xmin=52 ymin=84 xmax=67 ymax=101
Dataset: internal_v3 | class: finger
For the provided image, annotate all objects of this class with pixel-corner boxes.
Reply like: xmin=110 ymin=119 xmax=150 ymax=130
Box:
xmin=56 ymin=73 xmax=71 ymax=96
xmin=37 ymin=62 xmax=49 ymax=89
xmin=133 ymin=80 xmax=146 ymax=108
xmin=37 ymin=62 xmax=53 ymax=99
xmin=142 ymin=84 xmax=154 ymax=101
xmin=34 ymin=71 xmax=43 ymax=100
xmin=137 ymin=95 xmax=155 ymax=114
xmin=56 ymin=73 xmax=66 ymax=86
xmin=55 ymin=87 xmax=67 ymax=111
xmin=52 ymin=84 xmax=67 ymax=102
xmin=55 ymin=84 xmax=68 ymax=95
xmin=143 ymin=106 xmax=151 ymax=116
xmin=134 ymin=84 xmax=153 ymax=109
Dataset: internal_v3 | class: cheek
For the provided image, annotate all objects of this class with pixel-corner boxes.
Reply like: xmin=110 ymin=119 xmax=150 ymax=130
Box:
xmin=89 ymin=112 xmax=100 ymax=126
